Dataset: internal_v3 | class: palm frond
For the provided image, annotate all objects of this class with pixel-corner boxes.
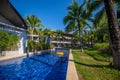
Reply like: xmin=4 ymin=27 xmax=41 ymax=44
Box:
xmin=90 ymin=0 xmax=103 ymax=12
xmin=63 ymin=14 xmax=73 ymax=25
xmin=95 ymin=7 xmax=106 ymax=25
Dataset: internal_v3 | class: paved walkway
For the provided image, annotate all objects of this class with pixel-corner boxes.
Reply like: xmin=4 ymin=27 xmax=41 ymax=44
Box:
xmin=66 ymin=49 xmax=79 ymax=80
xmin=0 ymin=52 xmax=36 ymax=61
xmin=0 ymin=53 xmax=27 ymax=61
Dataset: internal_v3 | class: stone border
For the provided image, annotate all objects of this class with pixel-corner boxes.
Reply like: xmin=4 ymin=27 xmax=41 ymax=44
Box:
xmin=0 ymin=53 xmax=26 ymax=61
xmin=66 ymin=49 xmax=79 ymax=80
xmin=0 ymin=50 xmax=50 ymax=61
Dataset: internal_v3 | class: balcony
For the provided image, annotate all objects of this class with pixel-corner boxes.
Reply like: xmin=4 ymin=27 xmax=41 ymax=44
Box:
xmin=0 ymin=22 xmax=27 ymax=33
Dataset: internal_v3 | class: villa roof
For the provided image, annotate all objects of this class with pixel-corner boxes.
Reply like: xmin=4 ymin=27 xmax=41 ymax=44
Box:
xmin=0 ymin=0 xmax=27 ymax=29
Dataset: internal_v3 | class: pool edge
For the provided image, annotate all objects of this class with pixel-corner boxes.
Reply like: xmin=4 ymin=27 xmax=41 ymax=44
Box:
xmin=0 ymin=50 xmax=49 ymax=61
xmin=66 ymin=49 xmax=79 ymax=80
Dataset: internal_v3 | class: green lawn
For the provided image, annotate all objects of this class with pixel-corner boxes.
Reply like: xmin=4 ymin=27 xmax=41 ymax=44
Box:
xmin=72 ymin=49 xmax=120 ymax=80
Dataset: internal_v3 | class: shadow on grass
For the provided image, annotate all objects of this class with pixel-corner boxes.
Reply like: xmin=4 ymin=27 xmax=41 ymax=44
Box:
xmin=69 ymin=59 xmax=113 ymax=69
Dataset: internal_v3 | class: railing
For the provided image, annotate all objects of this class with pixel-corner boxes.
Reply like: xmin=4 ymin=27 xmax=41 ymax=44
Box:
xmin=51 ymin=40 xmax=71 ymax=44
xmin=0 ymin=22 xmax=27 ymax=33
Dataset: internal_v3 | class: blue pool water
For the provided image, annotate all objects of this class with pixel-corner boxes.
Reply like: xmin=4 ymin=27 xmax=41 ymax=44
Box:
xmin=0 ymin=48 xmax=69 ymax=80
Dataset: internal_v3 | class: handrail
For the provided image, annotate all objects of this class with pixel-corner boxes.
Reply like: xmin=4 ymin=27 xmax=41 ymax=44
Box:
xmin=0 ymin=22 xmax=27 ymax=32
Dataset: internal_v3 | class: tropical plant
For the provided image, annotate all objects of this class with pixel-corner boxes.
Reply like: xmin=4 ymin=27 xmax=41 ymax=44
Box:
xmin=43 ymin=28 xmax=53 ymax=44
xmin=90 ymin=16 xmax=109 ymax=43
xmin=0 ymin=30 xmax=19 ymax=51
xmin=56 ymin=30 xmax=64 ymax=47
xmin=71 ymin=33 xmax=79 ymax=47
xmin=25 ymin=15 xmax=44 ymax=40
xmin=50 ymin=44 xmax=55 ymax=49
xmin=64 ymin=0 xmax=90 ymax=52
xmin=87 ymin=0 xmax=120 ymax=69
xmin=27 ymin=40 xmax=35 ymax=51
xmin=93 ymin=43 xmax=109 ymax=51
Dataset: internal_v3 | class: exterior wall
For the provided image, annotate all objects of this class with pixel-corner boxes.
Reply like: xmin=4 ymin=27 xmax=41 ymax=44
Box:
xmin=18 ymin=31 xmax=27 ymax=54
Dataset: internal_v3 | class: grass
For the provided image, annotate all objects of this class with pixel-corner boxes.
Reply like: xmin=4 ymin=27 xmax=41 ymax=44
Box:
xmin=72 ymin=49 xmax=120 ymax=80
xmin=85 ymin=49 xmax=112 ymax=62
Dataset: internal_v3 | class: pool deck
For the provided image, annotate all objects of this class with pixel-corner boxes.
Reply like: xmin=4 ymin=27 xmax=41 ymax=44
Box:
xmin=66 ymin=49 xmax=79 ymax=80
xmin=0 ymin=53 xmax=27 ymax=61
xmin=0 ymin=52 xmax=39 ymax=61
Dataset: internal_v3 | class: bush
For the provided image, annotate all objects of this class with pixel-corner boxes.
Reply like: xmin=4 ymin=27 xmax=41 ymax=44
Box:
xmin=27 ymin=40 xmax=35 ymax=51
xmin=42 ymin=43 xmax=50 ymax=50
xmin=85 ymin=50 xmax=111 ymax=62
xmin=0 ymin=30 xmax=19 ymax=51
xmin=93 ymin=43 xmax=109 ymax=51
xmin=85 ymin=43 xmax=112 ymax=62
xmin=50 ymin=44 xmax=54 ymax=49
xmin=27 ymin=41 xmax=55 ymax=51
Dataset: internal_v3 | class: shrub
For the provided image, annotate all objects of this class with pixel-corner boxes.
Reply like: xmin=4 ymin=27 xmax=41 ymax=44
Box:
xmin=27 ymin=41 xmax=55 ymax=51
xmin=93 ymin=43 xmax=109 ymax=51
xmin=85 ymin=50 xmax=111 ymax=62
xmin=42 ymin=43 xmax=50 ymax=50
xmin=86 ymin=43 xmax=112 ymax=62
xmin=0 ymin=30 xmax=19 ymax=51
xmin=27 ymin=40 xmax=35 ymax=51
xmin=50 ymin=44 xmax=54 ymax=49
xmin=35 ymin=42 xmax=42 ymax=51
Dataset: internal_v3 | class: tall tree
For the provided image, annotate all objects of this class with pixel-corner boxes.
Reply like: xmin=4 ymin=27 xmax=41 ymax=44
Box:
xmin=56 ymin=30 xmax=64 ymax=47
xmin=43 ymin=28 xmax=52 ymax=44
xmin=103 ymin=0 xmax=120 ymax=69
xmin=25 ymin=15 xmax=44 ymax=40
xmin=64 ymin=1 xmax=89 ymax=52
xmin=88 ymin=0 xmax=120 ymax=69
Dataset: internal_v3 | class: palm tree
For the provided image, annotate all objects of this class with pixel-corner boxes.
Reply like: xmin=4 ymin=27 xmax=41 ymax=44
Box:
xmin=35 ymin=29 xmax=44 ymax=50
xmin=43 ymin=28 xmax=52 ymax=44
xmin=71 ymin=33 xmax=79 ymax=47
xmin=56 ymin=30 xmax=64 ymax=47
xmin=88 ymin=0 xmax=120 ymax=69
xmin=64 ymin=0 xmax=89 ymax=52
xmin=90 ymin=16 xmax=109 ymax=43
xmin=103 ymin=0 xmax=120 ymax=69
xmin=25 ymin=15 xmax=44 ymax=40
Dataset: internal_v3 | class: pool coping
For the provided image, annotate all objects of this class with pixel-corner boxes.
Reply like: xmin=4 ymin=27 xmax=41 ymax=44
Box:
xmin=66 ymin=49 xmax=79 ymax=80
xmin=0 ymin=50 xmax=48 ymax=61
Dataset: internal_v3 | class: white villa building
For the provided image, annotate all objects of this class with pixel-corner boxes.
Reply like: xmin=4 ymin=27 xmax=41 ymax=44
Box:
xmin=0 ymin=0 xmax=27 ymax=55
xmin=28 ymin=35 xmax=40 ymax=42
xmin=49 ymin=32 xmax=80 ymax=47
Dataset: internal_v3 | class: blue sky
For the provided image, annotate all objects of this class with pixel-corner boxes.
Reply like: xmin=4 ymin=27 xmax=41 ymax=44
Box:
xmin=10 ymin=0 xmax=83 ymax=31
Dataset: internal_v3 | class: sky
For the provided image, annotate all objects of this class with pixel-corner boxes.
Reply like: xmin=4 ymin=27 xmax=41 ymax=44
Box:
xmin=10 ymin=0 xmax=83 ymax=31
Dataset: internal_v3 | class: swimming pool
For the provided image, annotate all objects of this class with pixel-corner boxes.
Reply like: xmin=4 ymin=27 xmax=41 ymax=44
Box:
xmin=0 ymin=48 xmax=69 ymax=80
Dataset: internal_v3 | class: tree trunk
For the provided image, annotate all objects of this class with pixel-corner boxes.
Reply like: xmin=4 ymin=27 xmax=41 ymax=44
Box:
xmin=104 ymin=0 xmax=120 ymax=69
xmin=31 ymin=26 xmax=34 ymax=41
xmin=78 ymin=23 xmax=84 ymax=52
xmin=57 ymin=36 xmax=59 ymax=47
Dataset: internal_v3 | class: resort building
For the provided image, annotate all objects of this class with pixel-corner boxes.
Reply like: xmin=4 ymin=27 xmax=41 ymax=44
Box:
xmin=49 ymin=31 xmax=80 ymax=47
xmin=28 ymin=35 xmax=40 ymax=42
xmin=0 ymin=0 xmax=27 ymax=55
